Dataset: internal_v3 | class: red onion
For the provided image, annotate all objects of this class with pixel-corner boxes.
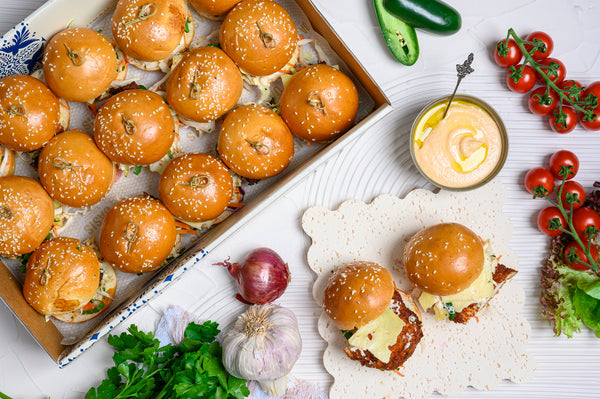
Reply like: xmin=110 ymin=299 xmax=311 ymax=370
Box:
xmin=216 ymin=247 xmax=291 ymax=304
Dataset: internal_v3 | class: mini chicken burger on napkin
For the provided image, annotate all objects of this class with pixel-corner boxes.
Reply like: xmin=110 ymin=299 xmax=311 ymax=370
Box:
xmin=403 ymin=222 xmax=517 ymax=323
xmin=321 ymin=261 xmax=423 ymax=370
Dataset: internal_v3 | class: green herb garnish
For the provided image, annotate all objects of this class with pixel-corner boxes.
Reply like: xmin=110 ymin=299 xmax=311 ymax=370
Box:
xmin=133 ymin=165 xmax=143 ymax=175
xmin=85 ymin=321 xmax=249 ymax=399
xmin=82 ymin=301 xmax=105 ymax=315
xmin=444 ymin=302 xmax=456 ymax=320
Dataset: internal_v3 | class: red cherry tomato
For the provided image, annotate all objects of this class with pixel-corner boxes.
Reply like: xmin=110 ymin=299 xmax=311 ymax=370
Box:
xmin=506 ymin=64 xmax=536 ymax=93
xmin=572 ymin=207 xmax=600 ymax=240
xmin=537 ymin=58 xmax=566 ymax=85
xmin=580 ymin=106 xmax=600 ymax=131
xmin=563 ymin=240 xmax=598 ymax=271
xmin=583 ymin=81 xmax=600 ymax=107
xmin=524 ymin=31 xmax=554 ymax=60
xmin=494 ymin=39 xmax=523 ymax=68
xmin=548 ymin=150 xmax=579 ymax=180
xmin=558 ymin=80 xmax=584 ymax=104
xmin=549 ymin=106 xmax=577 ymax=134
xmin=559 ymin=181 xmax=586 ymax=210
xmin=528 ymin=87 xmax=558 ymax=116
xmin=524 ymin=167 xmax=555 ymax=197
xmin=537 ymin=206 xmax=566 ymax=237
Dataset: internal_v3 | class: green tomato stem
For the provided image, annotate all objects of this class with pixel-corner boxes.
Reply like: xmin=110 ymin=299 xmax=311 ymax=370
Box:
xmin=547 ymin=177 xmax=599 ymax=272
xmin=507 ymin=28 xmax=595 ymax=118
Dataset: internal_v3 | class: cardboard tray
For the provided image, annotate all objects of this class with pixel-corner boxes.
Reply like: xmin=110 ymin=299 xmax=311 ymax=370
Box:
xmin=0 ymin=0 xmax=391 ymax=366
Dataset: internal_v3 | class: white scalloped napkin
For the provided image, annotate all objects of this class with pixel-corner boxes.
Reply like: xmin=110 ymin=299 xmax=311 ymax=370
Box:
xmin=301 ymin=180 xmax=535 ymax=399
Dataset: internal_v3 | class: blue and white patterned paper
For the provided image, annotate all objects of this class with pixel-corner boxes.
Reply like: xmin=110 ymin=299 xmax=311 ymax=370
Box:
xmin=0 ymin=22 xmax=44 ymax=77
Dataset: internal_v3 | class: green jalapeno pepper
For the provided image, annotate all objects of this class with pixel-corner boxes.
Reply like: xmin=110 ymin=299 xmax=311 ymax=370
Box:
xmin=384 ymin=0 xmax=461 ymax=35
xmin=374 ymin=0 xmax=420 ymax=65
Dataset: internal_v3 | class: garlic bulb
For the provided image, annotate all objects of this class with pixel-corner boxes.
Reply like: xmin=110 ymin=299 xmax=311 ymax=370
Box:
xmin=222 ymin=303 xmax=302 ymax=397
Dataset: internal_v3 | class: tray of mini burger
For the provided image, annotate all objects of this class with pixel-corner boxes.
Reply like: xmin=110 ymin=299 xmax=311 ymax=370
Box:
xmin=0 ymin=0 xmax=390 ymax=366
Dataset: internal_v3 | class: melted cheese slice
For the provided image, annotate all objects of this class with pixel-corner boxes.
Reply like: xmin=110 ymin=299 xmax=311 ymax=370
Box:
xmin=418 ymin=245 xmax=496 ymax=320
xmin=348 ymin=307 xmax=405 ymax=364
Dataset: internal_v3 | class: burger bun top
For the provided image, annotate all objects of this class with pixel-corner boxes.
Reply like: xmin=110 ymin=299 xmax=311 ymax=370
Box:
xmin=219 ymin=0 xmax=298 ymax=76
xmin=322 ymin=261 xmax=395 ymax=330
xmin=23 ymin=237 xmax=100 ymax=316
xmin=0 ymin=176 xmax=55 ymax=258
xmin=403 ymin=222 xmax=485 ymax=296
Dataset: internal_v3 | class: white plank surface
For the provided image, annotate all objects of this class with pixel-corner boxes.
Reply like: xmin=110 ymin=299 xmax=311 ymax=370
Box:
xmin=1 ymin=1 xmax=600 ymax=398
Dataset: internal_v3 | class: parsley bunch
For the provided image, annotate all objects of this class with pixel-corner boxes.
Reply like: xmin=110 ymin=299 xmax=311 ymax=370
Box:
xmin=86 ymin=321 xmax=250 ymax=399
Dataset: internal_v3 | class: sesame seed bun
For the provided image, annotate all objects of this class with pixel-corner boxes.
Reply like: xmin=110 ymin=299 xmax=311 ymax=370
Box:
xmin=322 ymin=261 xmax=395 ymax=330
xmin=0 ymin=146 xmax=15 ymax=177
xmin=159 ymin=153 xmax=234 ymax=223
xmin=165 ymin=46 xmax=243 ymax=123
xmin=219 ymin=0 xmax=298 ymax=76
xmin=403 ymin=223 xmax=485 ymax=296
xmin=43 ymin=27 xmax=118 ymax=103
xmin=22 ymin=237 xmax=100 ymax=317
xmin=189 ymin=0 xmax=241 ymax=18
xmin=112 ymin=0 xmax=193 ymax=68
xmin=0 ymin=75 xmax=68 ymax=152
xmin=98 ymin=195 xmax=177 ymax=273
xmin=94 ymin=89 xmax=176 ymax=165
xmin=38 ymin=130 xmax=115 ymax=208
xmin=54 ymin=261 xmax=117 ymax=323
xmin=217 ymin=104 xmax=294 ymax=180
xmin=280 ymin=64 xmax=359 ymax=142
xmin=0 ymin=176 xmax=54 ymax=258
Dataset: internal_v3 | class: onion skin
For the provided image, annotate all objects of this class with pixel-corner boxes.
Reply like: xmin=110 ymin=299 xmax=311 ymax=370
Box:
xmin=217 ymin=247 xmax=291 ymax=304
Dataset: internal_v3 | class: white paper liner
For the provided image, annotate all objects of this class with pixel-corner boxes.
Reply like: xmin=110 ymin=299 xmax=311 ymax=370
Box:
xmin=301 ymin=180 xmax=536 ymax=399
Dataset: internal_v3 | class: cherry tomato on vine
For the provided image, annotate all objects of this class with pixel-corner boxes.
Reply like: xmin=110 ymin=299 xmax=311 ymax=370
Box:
xmin=559 ymin=180 xmax=586 ymax=210
xmin=583 ymin=81 xmax=600 ymax=108
xmin=506 ymin=64 xmax=536 ymax=93
xmin=528 ymin=87 xmax=558 ymax=116
xmin=524 ymin=31 xmax=554 ymax=60
xmin=537 ymin=206 xmax=566 ymax=237
xmin=537 ymin=57 xmax=566 ymax=85
xmin=494 ymin=39 xmax=523 ymax=68
xmin=563 ymin=240 xmax=598 ymax=271
xmin=558 ymin=80 xmax=584 ymax=104
xmin=524 ymin=167 xmax=555 ymax=197
xmin=572 ymin=207 xmax=600 ymax=240
xmin=549 ymin=150 xmax=579 ymax=180
xmin=549 ymin=106 xmax=577 ymax=134
xmin=580 ymin=106 xmax=600 ymax=131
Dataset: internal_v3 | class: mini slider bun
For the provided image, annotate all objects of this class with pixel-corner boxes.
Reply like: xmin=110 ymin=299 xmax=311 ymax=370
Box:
xmin=403 ymin=223 xmax=484 ymax=296
xmin=219 ymin=0 xmax=298 ymax=76
xmin=38 ymin=130 xmax=115 ymax=208
xmin=99 ymin=195 xmax=177 ymax=273
xmin=217 ymin=104 xmax=294 ymax=180
xmin=189 ymin=0 xmax=242 ymax=19
xmin=280 ymin=64 xmax=359 ymax=142
xmin=322 ymin=261 xmax=423 ymax=370
xmin=0 ymin=176 xmax=54 ymax=258
xmin=23 ymin=237 xmax=100 ymax=318
xmin=112 ymin=0 xmax=194 ymax=69
xmin=0 ymin=75 xmax=68 ymax=152
xmin=322 ymin=261 xmax=394 ymax=330
xmin=159 ymin=153 xmax=234 ymax=223
xmin=54 ymin=261 xmax=117 ymax=323
xmin=94 ymin=89 xmax=175 ymax=165
xmin=166 ymin=46 xmax=243 ymax=123
xmin=43 ymin=27 xmax=118 ymax=103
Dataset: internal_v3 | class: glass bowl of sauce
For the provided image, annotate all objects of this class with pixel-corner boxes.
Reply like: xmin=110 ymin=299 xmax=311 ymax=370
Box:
xmin=410 ymin=95 xmax=508 ymax=191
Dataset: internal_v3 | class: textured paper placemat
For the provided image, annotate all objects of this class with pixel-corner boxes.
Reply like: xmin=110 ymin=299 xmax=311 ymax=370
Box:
xmin=302 ymin=180 xmax=536 ymax=399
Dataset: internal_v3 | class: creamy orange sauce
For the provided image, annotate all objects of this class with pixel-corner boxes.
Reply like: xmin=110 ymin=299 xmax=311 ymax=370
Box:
xmin=412 ymin=100 xmax=504 ymax=189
